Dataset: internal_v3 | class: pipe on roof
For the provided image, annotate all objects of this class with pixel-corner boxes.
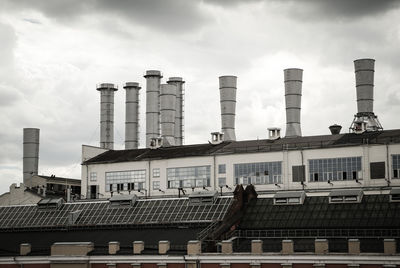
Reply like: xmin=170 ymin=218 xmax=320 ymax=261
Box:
xmin=144 ymin=70 xmax=162 ymax=148
xmin=124 ymin=82 xmax=141 ymax=149
xmin=284 ymin=68 xmax=303 ymax=138
xmin=96 ymin=83 xmax=118 ymax=149
xmin=219 ymin=75 xmax=237 ymax=141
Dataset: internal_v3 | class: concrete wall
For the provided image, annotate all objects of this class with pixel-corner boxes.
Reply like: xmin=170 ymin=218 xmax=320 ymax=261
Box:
xmin=81 ymin=143 xmax=400 ymax=198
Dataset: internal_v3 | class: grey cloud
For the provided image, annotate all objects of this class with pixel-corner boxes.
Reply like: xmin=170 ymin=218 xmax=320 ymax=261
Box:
xmin=22 ymin=18 xmax=42 ymax=24
xmin=4 ymin=0 xmax=209 ymax=33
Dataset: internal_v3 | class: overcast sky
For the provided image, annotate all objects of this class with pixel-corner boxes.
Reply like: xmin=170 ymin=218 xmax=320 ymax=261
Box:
xmin=1 ymin=0 xmax=400 ymax=195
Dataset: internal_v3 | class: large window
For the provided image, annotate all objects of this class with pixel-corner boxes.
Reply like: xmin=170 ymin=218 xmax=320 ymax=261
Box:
xmin=105 ymin=170 xmax=146 ymax=192
xmin=167 ymin=166 xmax=211 ymax=188
xmin=234 ymin=161 xmax=282 ymax=185
xmin=308 ymin=157 xmax=362 ymax=182
xmin=393 ymin=154 xmax=400 ymax=179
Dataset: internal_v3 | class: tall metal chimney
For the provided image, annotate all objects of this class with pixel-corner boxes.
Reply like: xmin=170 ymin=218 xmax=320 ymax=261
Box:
xmin=23 ymin=128 xmax=39 ymax=187
xmin=350 ymin=58 xmax=382 ymax=133
xmin=167 ymin=77 xmax=185 ymax=145
xmin=219 ymin=76 xmax=237 ymax=141
xmin=124 ymin=82 xmax=141 ymax=149
xmin=284 ymin=68 xmax=303 ymax=138
xmin=96 ymin=83 xmax=118 ymax=150
xmin=160 ymin=84 xmax=177 ymax=146
xmin=144 ymin=70 xmax=162 ymax=147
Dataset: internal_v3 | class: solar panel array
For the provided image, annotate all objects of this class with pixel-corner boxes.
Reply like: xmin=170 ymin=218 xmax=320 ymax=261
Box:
xmin=0 ymin=197 xmax=233 ymax=230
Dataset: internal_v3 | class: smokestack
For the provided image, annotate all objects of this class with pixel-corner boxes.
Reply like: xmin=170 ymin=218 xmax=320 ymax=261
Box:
xmin=124 ymin=82 xmax=141 ymax=149
xmin=350 ymin=58 xmax=382 ymax=133
xmin=219 ymin=76 xmax=237 ymax=141
xmin=284 ymin=68 xmax=303 ymax=138
xmin=160 ymin=84 xmax=177 ymax=146
xmin=144 ymin=70 xmax=162 ymax=147
xmin=23 ymin=128 xmax=39 ymax=187
xmin=96 ymin=83 xmax=118 ymax=150
xmin=354 ymin=58 xmax=374 ymax=114
xmin=167 ymin=77 xmax=185 ymax=145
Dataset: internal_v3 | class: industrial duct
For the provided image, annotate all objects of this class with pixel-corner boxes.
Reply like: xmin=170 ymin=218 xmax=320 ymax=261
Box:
xmin=144 ymin=70 xmax=162 ymax=147
xmin=219 ymin=76 xmax=237 ymax=141
xmin=23 ymin=128 xmax=40 ymax=187
xmin=124 ymin=82 xmax=141 ymax=149
xmin=96 ymin=83 xmax=118 ymax=150
xmin=284 ymin=68 xmax=303 ymax=138
xmin=167 ymin=77 xmax=185 ymax=146
xmin=160 ymin=84 xmax=177 ymax=146
xmin=350 ymin=58 xmax=382 ymax=133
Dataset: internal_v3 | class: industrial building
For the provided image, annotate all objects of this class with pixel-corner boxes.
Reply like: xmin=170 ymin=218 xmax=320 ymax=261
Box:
xmin=0 ymin=58 xmax=400 ymax=267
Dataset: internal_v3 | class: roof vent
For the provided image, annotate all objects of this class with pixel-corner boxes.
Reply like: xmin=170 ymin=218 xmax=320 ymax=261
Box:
xmin=390 ymin=188 xmax=400 ymax=202
xmin=329 ymin=124 xmax=342 ymax=135
xmin=268 ymin=128 xmax=281 ymax=140
xmin=210 ymin=132 xmax=224 ymax=145
xmin=189 ymin=191 xmax=219 ymax=205
xmin=329 ymin=189 xmax=363 ymax=203
xmin=109 ymin=194 xmax=137 ymax=207
xmin=149 ymin=137 xmax=163 ymax=149
xmin=37 ymin=198 xmax=64 ymax=210
xmin=273 ymin=191 xmax=305 ymax=205
xmin=68 ymin=210 xmax=82 ymax=225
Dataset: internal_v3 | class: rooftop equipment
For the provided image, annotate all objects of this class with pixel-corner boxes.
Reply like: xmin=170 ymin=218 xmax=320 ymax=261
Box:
xmin=160 ymin=84 xmax=177 ymax=146
xmin=124 ymin=82 xmax=141 ymax=149
xmin=96 ymin=83 xmax=118 ymax=150
xmin=189 ymin=191 xmax=219 ymax=205
xmin=109 ymin=194 xmax=138 ymax=207
xmin=350 ymin=58 xmax=383 ymax=133
xmin=219 ymin=76 xmax=237 ymax=141
xmin=268 ymin=127 xmax=281 ymax=140
xmin=167 ymin=77 xmax=185 ymax=146
xmin=329 ymin=124 xmax=342 ymax=135
xmin=273 ymin=191 xmax=305 ymax=205
xmin=144 ymin=70 xmax=162 ymax=147
xmin=389 ymin=188 xmax=400 ymax=202
xmin=329 ymin=189 xmax=363 ymax=203
xmin=210 ymin=132 xmax=224 ymax=145
xmin=23 ymin=128 xmax=40 ymax=187
xmin=37 ymin=198 xmax=64 ymax=210
xmin=284 ymin=68 xmax=303 ymax=138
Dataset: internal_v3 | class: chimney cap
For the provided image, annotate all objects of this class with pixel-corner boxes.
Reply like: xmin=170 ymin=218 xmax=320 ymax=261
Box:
xmin=124 ymin=82 xmax=141 ymax=89
xmin=329 ymin=124 xmax=342 ymax=135
xmin=96 ymin=83 xmax=118 ymax=91
xmin=167 ymin=77 xmax=185 ymax=83
xmin=144 ymin=70 xmax=163 ymax=78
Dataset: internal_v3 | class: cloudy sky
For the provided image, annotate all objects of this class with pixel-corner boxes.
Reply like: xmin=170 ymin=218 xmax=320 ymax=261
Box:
xmin=1 ymin=0 xmax=400 ymax=195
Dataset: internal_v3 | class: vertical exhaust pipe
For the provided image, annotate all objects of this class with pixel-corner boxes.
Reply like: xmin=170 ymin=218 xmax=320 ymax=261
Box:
xmin=284 ymin=68 xmax=303 ymax=137
xmin=144 ymin=70 xmax=162 ymax=147
xmin=96 ymin=83 xmax=118 ymax=149
xmin=160 ymin=84 xmax=177 ymax=146
xmin=23 ymin=128 xmax=40 ymax=188
xmin=354 ymin=59 xmax=375 ymax=114
xmin=124 ymin=82 xmax=141 ymax=149
xmin=350 ymin=58 xmax=382 ymax=133
xmin=219 ymin=76 xmax=237 ymax=141
xmin=167 ymin=77 xmax=185 ymax=145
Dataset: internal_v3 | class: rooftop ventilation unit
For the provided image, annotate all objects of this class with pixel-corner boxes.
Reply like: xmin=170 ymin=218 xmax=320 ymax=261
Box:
xmin=210 ymin=132 xmax=224 ymax=145
xmin=329 ymin=189 xmax=363 ymax=203
xmin=68 ymin=210 xmax=82 ymax=225
xmin=268 ymin=128 xmax=281 ymax=140
xmin=149 ymin=137 xmax=163 ymax=149
xmin=109 ymin=194 xmax=137 ymax=207
xmin=189 ymin=191 xmax=219 ymax=205
xmin=329 ymin=124 xmax=342 ymax=135
xmin=273 ymin=191 xmax=305 ymax=205
xmin=389 ymin=188 xmax=400 ymax=202
xmin=37 ymin=198 xmax=64 ymax=210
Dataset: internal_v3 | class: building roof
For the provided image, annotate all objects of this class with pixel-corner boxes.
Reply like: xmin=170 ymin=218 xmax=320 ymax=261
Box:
xmin=34 ymin=175 xmax=81 ymax=185
xmin=83 ymin=129 xmax=400 ymax=165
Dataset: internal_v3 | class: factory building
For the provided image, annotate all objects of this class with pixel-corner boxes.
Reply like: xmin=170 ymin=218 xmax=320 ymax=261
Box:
xmin=1 ymin=58 xmax=400 ymax=267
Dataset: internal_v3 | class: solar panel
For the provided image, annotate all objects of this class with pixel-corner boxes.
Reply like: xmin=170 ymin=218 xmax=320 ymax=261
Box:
xmin=0 ymin=197 xmax=233 ymax=230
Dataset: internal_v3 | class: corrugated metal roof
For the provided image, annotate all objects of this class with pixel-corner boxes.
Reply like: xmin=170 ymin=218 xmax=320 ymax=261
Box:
xmin=82 ymin=129 xmax=400 ymax=165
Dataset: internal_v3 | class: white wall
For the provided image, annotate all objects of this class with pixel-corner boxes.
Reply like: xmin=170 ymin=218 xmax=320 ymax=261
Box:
xmin=81 ymin=143 xmax=400 ymax=199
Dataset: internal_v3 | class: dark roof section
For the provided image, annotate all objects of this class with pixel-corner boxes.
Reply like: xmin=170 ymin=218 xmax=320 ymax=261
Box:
xmin=239 ymin=194 xmax=400 ymax=230
xmin=83 ymin=129 xmax=400 ymax=165
xmin=36 ymin=175 xmax=81 ymax=184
